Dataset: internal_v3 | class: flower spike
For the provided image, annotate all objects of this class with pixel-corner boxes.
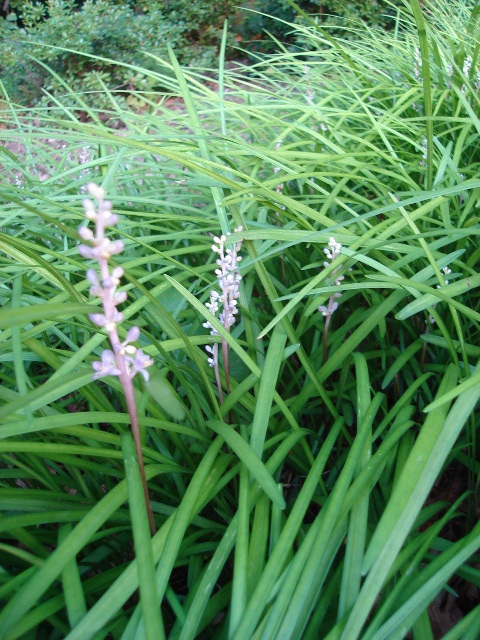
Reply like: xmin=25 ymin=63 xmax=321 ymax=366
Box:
xmin=78 ymin=184 xmax=152 ymax=382
xmin=318 ymin=236 xmax=346 ymax=363
xmin=78 ymin=183 xmax=155 ymax=535
xmin=204 ymin=227 xmax=243 ymax=403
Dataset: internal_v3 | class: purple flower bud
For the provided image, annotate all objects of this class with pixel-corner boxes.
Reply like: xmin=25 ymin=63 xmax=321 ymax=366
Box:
xmin=78 ymin=244 xmax=97 ymax=260
xmin=113 ymin=291 xmax=128 ymax=305
xmin=90 ymin=285 xmax=104 ymax=297
xmin=109 ymin=240 xmax=124 ymax=255
xmin=82 ymin=199 xmax=97 ymax=220
xmin=103 ymin=213 xmax=119 ymax=227
xmin=126 ymin=326 xmax=140 ymax=343
xmin=79 ymin=226 xmax=94 ymax=241
xmin=112 ymin=309 xmax=124 ymax=325
xmin=103 ymin=276 xmax=117 ymax=288
xmin=89 ymin=313 xmax=108 ymax=327
xmin=97 ymin=239 xmax=124 ymax=259
xmin=87 ymin=183 xmax=106 ymax=200
xmin=106 ymin=266 xmax=124 ymax=287
xmin=86 ymin=269 xmax=99 ymax=285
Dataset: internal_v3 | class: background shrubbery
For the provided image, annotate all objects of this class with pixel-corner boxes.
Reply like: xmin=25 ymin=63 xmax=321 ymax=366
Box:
xmin=0 ymin=0 xmax=402 ymax=105
xmin=1 ymin=0 xmax=237 ymax=105
xmin=235 ymin=0 xmax=403 ymax=54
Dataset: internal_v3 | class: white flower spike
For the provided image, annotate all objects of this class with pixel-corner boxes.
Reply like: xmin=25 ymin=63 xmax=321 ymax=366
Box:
xmin=204 ymin=227 xmax=243 ymax=403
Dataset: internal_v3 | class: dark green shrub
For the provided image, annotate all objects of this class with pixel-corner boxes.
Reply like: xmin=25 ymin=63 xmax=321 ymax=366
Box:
xmin=235 ymin=0 xmax=403 ymax=54
xmin=0 ymin=0 xmax=237 ymax=106
xmin=0 ymin=0 xmax=402 ymax=105
xmin=1 ymin=1 xmax=185 ymax=104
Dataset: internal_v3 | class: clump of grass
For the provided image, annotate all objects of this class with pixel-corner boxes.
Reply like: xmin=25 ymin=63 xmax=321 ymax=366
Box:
xmin=0 ymin=1 xmax=479 ymax=638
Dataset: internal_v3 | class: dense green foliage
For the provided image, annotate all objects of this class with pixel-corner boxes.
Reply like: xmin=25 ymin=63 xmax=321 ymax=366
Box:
xmin=1 ymin=0 xmax=401 ymax=105
xmin=0 ymin=0 xmax=235 ymax=105
xmin=0 ymin=0 xmax=479 ymax=638
xmin=236 ymin=0 xmax=403 ymax=53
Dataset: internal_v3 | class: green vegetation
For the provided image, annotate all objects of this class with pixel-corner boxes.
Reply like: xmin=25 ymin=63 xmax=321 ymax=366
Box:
xmin=0 ymin=0 xmax=229 ymax=105
xmin=0 ymin=0 xmax=400 ymax=105
xmin=0 ymin=0 xmax=479 ymax=638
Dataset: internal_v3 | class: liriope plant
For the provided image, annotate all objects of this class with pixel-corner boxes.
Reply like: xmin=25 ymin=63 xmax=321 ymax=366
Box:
xmin=0 ymin=1 xmax=479 ymax=639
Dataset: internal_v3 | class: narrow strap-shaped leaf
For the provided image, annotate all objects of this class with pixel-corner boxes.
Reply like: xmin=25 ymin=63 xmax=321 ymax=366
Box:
xmin=121 ymin=433 xmax=164 ymax=640
xmin=250 ymin=323 xmax=287 ymax=458
xmin=207 ymin=420 xmax=286 ymax=510
xmin=0 ymin=302 xmax=98 ymax=330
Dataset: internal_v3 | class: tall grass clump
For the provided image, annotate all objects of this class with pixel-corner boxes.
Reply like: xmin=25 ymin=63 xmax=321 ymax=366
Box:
xmin=0 ymin=0 xmax=479 ymax=638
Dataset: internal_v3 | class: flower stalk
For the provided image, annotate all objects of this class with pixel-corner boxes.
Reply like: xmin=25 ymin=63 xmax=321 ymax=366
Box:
xmin=79 ymin=183 xmax=155 ymax=535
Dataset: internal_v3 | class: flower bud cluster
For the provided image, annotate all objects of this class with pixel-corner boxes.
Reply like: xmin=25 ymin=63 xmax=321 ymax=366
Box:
xmin=429 ymin=266 xmax=452 ymax=325
xmin=318 ymin=236 xmax=344 ymax=318
xmin=304 ymin=65 xmax=315 ymax=105
xmin=79 ymin=183 xmax=153 ymax=381
xmin=204 ymin=228 xmax=243 ymax=367
xmin=441 ymin=265 xmax=451 ymax=286
xmin=446 ymin=56 xmax=480 ymax=92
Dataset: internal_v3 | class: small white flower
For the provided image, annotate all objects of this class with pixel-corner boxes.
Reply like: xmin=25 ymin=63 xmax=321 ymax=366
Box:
xmin=87 ymin=182 xmax=106 ymax=200
xmin=79 ymin=226 xmax=94 ymax=241
xmin=92 ymin=350 xmax=121 ymax=379
xmin=442 ymin=266 xmax=451 ymax=286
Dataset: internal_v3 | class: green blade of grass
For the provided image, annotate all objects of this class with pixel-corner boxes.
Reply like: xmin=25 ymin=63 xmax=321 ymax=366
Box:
xmin=0 ymin=303 xmax=98 ymax=331
xmin=440 ymin=604 xmax=480 ymax=640
xmin=268 ymin=394 xmax=383 ymax=640
xmin=207 ymin=420 xmax=286 ymax=510
xmin=229 ymin=429 xmax=250 ymax=637
xmin=122 ymin=437 xmax=226 ymax=639
xmin=250 ymin=323 xmax=287 ymax=458
xmin=230 ymin=416 xmax=343 ymax=640
xmin=424 ymin=363 xmax=480 ymax=411
xmin=65 ymin=514 xmax=176 ymax=640
xmin=58 ymin=524 xmax=87 ymax=629
xmin=179 ymin=430 xmax=311 ymax=640
xmin=168 ymin=46 xmax=231 ymax=235
xmin=338 ymin=353 xmax=372 ymax=618
xmin=370 ymin=521 xmax=480 ymax=640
